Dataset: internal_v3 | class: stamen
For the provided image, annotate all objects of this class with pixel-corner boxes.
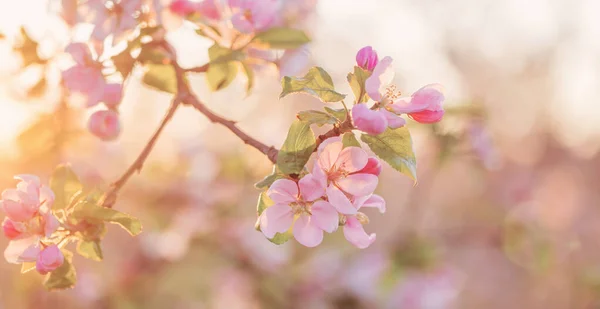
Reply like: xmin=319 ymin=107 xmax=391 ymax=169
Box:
xmin=384 ymin=85 xmax=402 ymax=101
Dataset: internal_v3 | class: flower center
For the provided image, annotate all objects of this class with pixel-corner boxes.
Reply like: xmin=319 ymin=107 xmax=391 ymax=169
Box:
xmin=291 ymin=200 xmax=313 ymax=216
xmin=384 ymin=84 xmax=402 ymax=101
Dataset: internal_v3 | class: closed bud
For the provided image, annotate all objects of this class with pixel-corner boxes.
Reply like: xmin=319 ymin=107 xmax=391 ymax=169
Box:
xmin=88 ymin=110 xmax=121 ymax=141
xmin=356 ymin=46 xmax=378 ymax=71
xmin=358 ymin=157 xmax=382 ymax=176
xmin=36 ymin=245 xmax=64 ymax=275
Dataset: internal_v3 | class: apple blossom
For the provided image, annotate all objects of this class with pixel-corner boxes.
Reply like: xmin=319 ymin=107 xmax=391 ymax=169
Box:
xmin=351 ymin=103 xmax=405 ymax=135
xmin=342 ymin=194 xmax=385 ymax=249
xmin=82 ymin=0 xmax=143 ymax=43
xmin=228 ymin=0 xmax=278 ymax=33
xmin=36 ymin=245 xmax=65 ymax=275
xmin=259 ymin=178 xmax=338 ymax=247
xmin=356 ymin=46 xmax=378 ymax=71
xmin=88 ymin=109 xmax=121 ymax=141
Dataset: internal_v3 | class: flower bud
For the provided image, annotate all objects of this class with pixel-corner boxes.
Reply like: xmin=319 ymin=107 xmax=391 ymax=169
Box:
xmin=102 ymin=83 xmax=123 ymax=108
xmin=88 ymin=110 xmax=121 ymax=141
xmin=356 ymin=46 xmax=378 ymax=71
xmin=169 ymin=0 xmax=198 ymax=16
xmin=358 ymin=157 xmax=382 ymax=176
xmin=2 ymin=218 xmax=23 ymax=240
xmin=36 ymin=245 xmax=64 ymax=275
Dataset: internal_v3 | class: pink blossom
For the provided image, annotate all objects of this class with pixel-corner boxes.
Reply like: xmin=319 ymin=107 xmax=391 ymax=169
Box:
xmin=356 ymin=46 xmax=378 ymax=71
xmin=259 ymin=178 xmax=338 ymax=247
xmin=279 ymin=44 xmax=311 ymax=78
xmin=390 ymin=84 xmax=445 ymax=124
xmin=102 ymin=83 xmax=123 ymax=108
xmin=358 ymin=157 xmax=382 ymax=176
xmin=365 ymin=56 xmax=395 ymax=102
xmin=197 ymin=0 xmax=221 ymax=20
xmin=343 ymin=194 xmax=385 ymax=249
xmin=351 ymin=104 xmax=406 ymax=135
xmin=314 ymin=138 xmax=379 ymax=205
xmin=88 ymin=110 xmax=121 ymax=141
xmin=4 ymin=237 xmax=41 ymax=264
xmin=62 ymin=43 xmax=108 ymax=107
xmin=169 ymin=0 xmax=198 ymax=16
xmin=229 ymin=0 xmax=278 ymax=33
xmin=83 ymin=0 xmax=143 ymax=43
xmin=36 ymin=245 xmax=65 ymax=275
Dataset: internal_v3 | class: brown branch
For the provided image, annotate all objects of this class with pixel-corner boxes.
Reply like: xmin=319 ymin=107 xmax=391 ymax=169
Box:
xmin=315 ymin=116 xmax=354 ymax=150
xmin=101 ymin=97 xmax=181 ymax=208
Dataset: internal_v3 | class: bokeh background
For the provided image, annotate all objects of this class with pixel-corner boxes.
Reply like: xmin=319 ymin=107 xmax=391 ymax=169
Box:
xmin=1 ymin=0 xmax=600 ymax=308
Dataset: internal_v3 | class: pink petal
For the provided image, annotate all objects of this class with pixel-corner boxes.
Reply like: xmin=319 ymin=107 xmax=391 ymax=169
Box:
xmin=409 ymin=109 xmax=445 ymax=124
xmin=335 ymin=146 xmax=369 ymax=173
xmin=310 ymin=163 xmax=328 ymax=190
xmin=292 ymin=215 xmax=323 ymax=247
xmin=336 ymin=173 xmax=378 ymax=197
xmin=39 ymin=185 xmax=55 ymax=209
xmin=343 ymin=217 xmax=376 ymax=249
xmin=14 ymin=174 xmax=40 ymax=187
xmin=318 ymin=140 xmax=343 ymax=171
xmin=2 ymin=218 xmax=23 ymax=240
xmin=44 ymin=213 xmax=60 ymax=237
xmin=4 ymin=237 xmax=40 ymax=264
xmin=260 ymin=204 xmax=294 ymax=238
xmin=357 ymin=157 xmax=382 ymax=176
xmin=381 ymin=109 xmax=406 ymax=129
xmin=102 ymin=83 xmax=123 ymax=108
xmin=310 ymin=201 xmax=339 ymax=233
xmin=317 ymin=136 xmax=342 ymax=155
xmin=279 ymin=45 xmax=311 ymax=79
xmin=65 ymin=42 xmax=92 ymax=65
xmin=365 ymin=56 xmax=394 ymax=102
xmin=352 ymin=104 xmax=388 ymax=135
xmin=267 ymin=179 xmax=299 ymax=204
xmin=231 ymin=13 xmax=254 ymax=33
xmin=88 ymin=109 xmax=121 ymax=141
xmin=197 ymin=0 xmax=221 ymax=20
xmin=391 ymin=84 xmax=445 ymax=114
xmin=326 ymin=186 xmax=357 ymax=215
xmin=360 ymin=194 xmax=386 ymax=213
xmin=0 ymin=199 xmax=35 ymax=222
xmin=36 ymin=245 xmax=64 ymax=274
xmin=299 ymin=173 xmax=325 ymax=202
xmin=250 ymin=0 xmax=278 ymax=31
xmin=356 ymin=46 xmax=378 ymax=71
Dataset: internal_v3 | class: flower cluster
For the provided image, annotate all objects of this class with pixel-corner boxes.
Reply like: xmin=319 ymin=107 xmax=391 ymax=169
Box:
xmin=352 ymin=46 xmax=445 ymax=135
xmin=259 ymin=138 xmax=385 ymax=248
xmin=0 ymin=175 xmax=64 ymax=274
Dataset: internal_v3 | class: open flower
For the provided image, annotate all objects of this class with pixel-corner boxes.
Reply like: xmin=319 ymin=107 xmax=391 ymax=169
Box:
xmin=82 ymin=0 xmax=143 ymax=44
xmin=343 ymin=194 xmax=385 ymax=249
xmin=314 ymin=138 xmax=379 ymax=207
xmin=229 ymin=0 xmax=278 ymax=33
xmin=259 ymin=177 xmax=338 ymax=247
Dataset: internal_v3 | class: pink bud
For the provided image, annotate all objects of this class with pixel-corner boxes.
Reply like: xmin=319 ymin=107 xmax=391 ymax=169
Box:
xmin=2 ymin=218 xmax=23 ymax=240
xmin=36 ymin=245 xmax=64 ymax=275
xmin=356 ymin=46 xmax=378 ymax=71
xmin=169 ymin=0 xmax=198 ymax=16
xmin=358 ymin=157 xmax=382 ymax=176
xmin=197 ymin=0 xmax=221 ymax=20
xmin=88 ymin=110 xmax=121 ymax=141
xmin=102 ymin=83 xmax=123 ymax=108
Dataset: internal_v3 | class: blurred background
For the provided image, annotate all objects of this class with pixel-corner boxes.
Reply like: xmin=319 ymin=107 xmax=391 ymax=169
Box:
xmin=1 ymin=0 xmax=600 ymax=308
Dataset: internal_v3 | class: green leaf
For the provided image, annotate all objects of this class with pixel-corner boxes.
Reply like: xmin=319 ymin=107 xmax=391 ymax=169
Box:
xmin=76 ymin=239 xmax=103 ymax=261
xmin=142 ymin=64 xmax=178 ymax=93
xmin=269 ymin=229 xmax=292 ymax=245
xmin=342 ymin=132 xmax=360 ymax=148
xmin=206 ymin=44 xmax=240 ymax=91
xmin=277 ymin=120 xmax=316 ymax=175
xmin=281 ymin=67 xmax=346 ymax=103
xmin=255 ymin=165 xmax=285 ymax=190
xmin=347 ymin=66 xmax=371 ymax=103
xmin=252 ymin=27 xmax=310 ymax=49
xmin=324 ymin=106 xmax=347 ymax=122
xmin=50 ymin=164 xmax=83 ymax=209
xmin=21 ymin=262 xmax=36 ymax=274
xmin=43 ymin=250 xmax=76 ymax=290
xmin=112 ymin=49 xmax=136 ymax=79
xmin=256 ymin=191 xmax=274 ymax=216
xmin=138 ymin=46 xmax=170 ymax=65
xmin=241 ymin=62 xmax=254 ymax=94
xmin=297 ymin=110 xmax=338 ymax=127
xmin=73 ymin=201 xmax=142 ymax=236
xmin=361 ymin=127 xmax=417 ymax=181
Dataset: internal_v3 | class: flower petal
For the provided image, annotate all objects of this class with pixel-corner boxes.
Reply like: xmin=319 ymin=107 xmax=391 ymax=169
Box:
xmin=0 ymin=199 xmax=35 ymax=222
xmin=335 ymin=146 xmax=369 ymax=173
xmin=318 ymin=140 xmax=343 ymax=171
xmin=39 ymin=185 xmax=55 ymax=209
xmin=65 ymin=42 xmax=92 ymax=65
xmin=267 ymin=179 xmax=298 ymax=204
xmin=343 ymin=217 xmax=376 ymax=249
xmin=351 ymin=104 xmax=388 ymax=135
xmin=299 ymin=173 xmax=325 ymax=202
xmin=360 ymin=194 xmax=386 ymax=213
xmin=365 ymin=56 xmax=394 ymax=102
xmin=310 ymin=201 xmax=339 ymax=233
xmin=260 ymin=204 xmax=294 ymax=238
xmin=231 ymin=12 xmax=254 ymax=33
xmin=326 ymin=186 xmax=357 ymax=215
xmin=4 ymin=237 xmax=40 ymax=264
xmin=409 ymin=109 xmax=445 ymax=124
xmin=336 ymin=173 xmax=378 ymax=197
xmin=279 ymin=45 xmax=311 ymax=79
xmin=44 ymin=213 xmax=60 ymax=237
xmin=381 ymin=109 xmax=406 ymax=129
xmin=292 ymin=215 xmax=324 ymax=247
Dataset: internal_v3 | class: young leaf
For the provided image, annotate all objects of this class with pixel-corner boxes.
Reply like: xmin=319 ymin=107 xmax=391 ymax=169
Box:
xmin=206 ymin=44 xmax=240 ymax=91
xmin=252 ymin=27 xmax=310 ymax=49
xmin=297 ymin=110 xmax=338 ymax=127
xmin=112 ymin=49 xmax=136 ymax=79
xmin=43 ymin=250 xmax=76 ymax=290
xmin=269 ymin=229 xmax=292 ymax=245
xmin=142 ymin=64 xmax=178 ymax=93
xmin=50 ymin=164 xmax=83 ymax=209
xmin=277 ymin=120 xmax=316 ymax=175
xmin=73 ymin=201 xmax=142 ymax=236
xmin=361 ymin=127 xmax=417 ymax=181
xmin=342 ymin=132 xmax=361 ymax=148
xmin=324 ymin=106 xmax=347 ymax=122
xmin=347 ymin=66 xmax=371 ymax=103
xmin=281 ymin=67 xmax=346 ymax=103
xmin=138 ymin=46 xmax=170 ymax=65
xmin=256 ymin=191 xmax=274 ymax=216
xmin=76 ymin=239 xmax=103 ymax=261
xmin=255 ymin=165 xmax=285 ymax=190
